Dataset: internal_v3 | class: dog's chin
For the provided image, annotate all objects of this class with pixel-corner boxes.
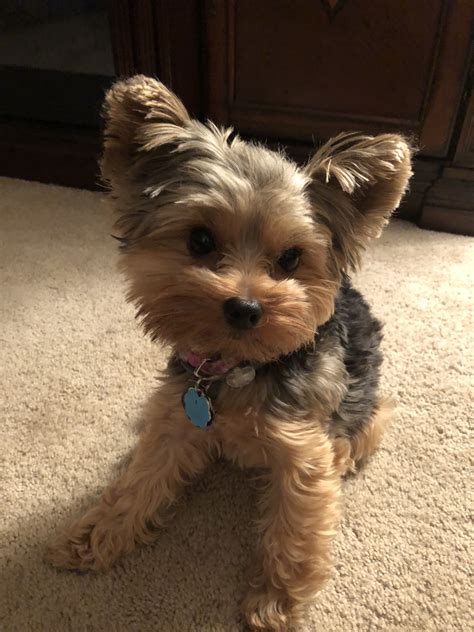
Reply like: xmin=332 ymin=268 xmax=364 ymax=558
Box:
xmin=148 ymin=306 xmax=318 ymax=365
xmin=172 ymin=331 xmax=313 ymax=366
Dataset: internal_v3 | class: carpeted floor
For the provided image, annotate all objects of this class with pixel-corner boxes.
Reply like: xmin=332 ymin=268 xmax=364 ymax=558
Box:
xmin=1 ymin=176 xmax=472 ymax=631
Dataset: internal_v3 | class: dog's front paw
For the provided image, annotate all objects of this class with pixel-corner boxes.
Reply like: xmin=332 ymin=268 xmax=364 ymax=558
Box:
xmin=45 ymin=532 xmax=99 ymax=571
xmin=46 ymin=521 xmax=102 ymax=571
xmin=241 ymin=586 xmax=300 ymax=632
xmin=45 ymin=506 xmax=129 ymax=572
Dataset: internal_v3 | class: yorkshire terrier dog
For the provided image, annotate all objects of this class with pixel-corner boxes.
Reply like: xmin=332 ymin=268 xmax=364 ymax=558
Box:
xmin=47 ymin=76 xmax=413 ymax=630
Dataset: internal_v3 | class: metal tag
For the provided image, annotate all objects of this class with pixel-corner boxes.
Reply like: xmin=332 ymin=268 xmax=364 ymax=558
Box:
xmin=182 ymin=387 xmax=214 ymax=428
xmin=225 ymin=365 xmax=256 ymax=388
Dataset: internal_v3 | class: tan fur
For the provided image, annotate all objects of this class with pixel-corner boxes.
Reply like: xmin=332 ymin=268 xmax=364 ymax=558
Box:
xmin=46 ymin=380 xmax=215 ymax=570
xmin=306 ymin=132 xmax=414 ymax=272
xmin=47 ymin=77 xmax=413 ymax=631
xmin=333 ymin=398 xmax=395 ymax=476
xmin=241 ymin=419 xmax=341 ymax=630
xmin=47 ymin=377 xmax=341 ymax=632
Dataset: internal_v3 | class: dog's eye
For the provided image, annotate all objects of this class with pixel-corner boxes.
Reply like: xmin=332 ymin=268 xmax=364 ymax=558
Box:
xmin=189 ymin=227 xmax=216 ymax=256
xmin=277 ymin=247 xmax=302 ymax=273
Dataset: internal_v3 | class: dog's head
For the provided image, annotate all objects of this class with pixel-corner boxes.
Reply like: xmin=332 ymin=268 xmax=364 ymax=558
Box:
xmin=101 ymin=76 xmax=412 ymax=364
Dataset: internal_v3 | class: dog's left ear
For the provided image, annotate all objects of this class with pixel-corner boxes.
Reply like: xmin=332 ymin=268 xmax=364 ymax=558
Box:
xmin=100 ymin=75 xmax=190 ymax=191
xmin=305 ymin=133 xmax=413 ymax=270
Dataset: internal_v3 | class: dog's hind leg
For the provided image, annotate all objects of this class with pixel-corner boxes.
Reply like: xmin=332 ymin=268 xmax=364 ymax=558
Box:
xmin=333 ymin=397 xmax=394 ymax=476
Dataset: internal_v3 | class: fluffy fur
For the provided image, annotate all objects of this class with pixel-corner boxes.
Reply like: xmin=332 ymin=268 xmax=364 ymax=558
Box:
xmin=46 ymin=76 xmax=413 ymax=631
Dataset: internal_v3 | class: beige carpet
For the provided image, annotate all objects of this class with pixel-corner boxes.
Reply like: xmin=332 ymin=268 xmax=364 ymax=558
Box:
xmin=1 ymin=176 xmax=472 ymax=631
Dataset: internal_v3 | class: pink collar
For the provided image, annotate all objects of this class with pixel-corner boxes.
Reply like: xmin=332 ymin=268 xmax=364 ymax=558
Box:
xmin=178 ymin=351 xmax=236 ymax=377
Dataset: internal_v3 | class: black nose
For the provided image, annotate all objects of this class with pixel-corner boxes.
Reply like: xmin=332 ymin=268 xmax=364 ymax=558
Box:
xmin=223 ymin=297 xmax=263 ymax=330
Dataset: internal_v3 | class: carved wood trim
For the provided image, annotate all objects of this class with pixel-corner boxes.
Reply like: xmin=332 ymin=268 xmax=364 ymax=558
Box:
xmin=453 ymin=48 xmax=474 ymax=168
xmin=320 ymin=0 xmax=348 ymax=21
xmin=418 ymin=0 xmax=473 ymax=157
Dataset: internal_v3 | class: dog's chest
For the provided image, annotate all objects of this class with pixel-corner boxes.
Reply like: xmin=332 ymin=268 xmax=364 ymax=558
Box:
xmin=212 ymin=410 xmax=269 ymax=469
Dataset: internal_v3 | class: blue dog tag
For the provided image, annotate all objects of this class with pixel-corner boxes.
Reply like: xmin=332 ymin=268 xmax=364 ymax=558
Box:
xmin=182 ymin=387 xmax=214 ymax=428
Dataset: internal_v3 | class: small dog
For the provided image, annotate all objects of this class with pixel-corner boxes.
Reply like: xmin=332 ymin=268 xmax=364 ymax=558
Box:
xmin=47 ymin=76 xmax=413 ymax=630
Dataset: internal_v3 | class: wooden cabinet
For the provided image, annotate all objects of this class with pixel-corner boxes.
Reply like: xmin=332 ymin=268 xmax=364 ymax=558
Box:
xmin=204 ymin=0 xmax=468 ymax=158
xmin=201 ymin=0 xmax=473 ymax=233
xmin=1 ymin=0 xmax=472 ymax=233
xmin=420 ymin=84 xmax=474 ymax=234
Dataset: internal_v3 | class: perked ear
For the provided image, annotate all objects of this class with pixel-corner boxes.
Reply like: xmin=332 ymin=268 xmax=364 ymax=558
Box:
xmin=100 ymin=75 xmax=190 ymax=191
xmin=305 ymin=132 xmax=413 ymax=271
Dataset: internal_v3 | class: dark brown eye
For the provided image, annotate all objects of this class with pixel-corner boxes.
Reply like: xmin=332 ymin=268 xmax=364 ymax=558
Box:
xmin=277 ymin=247 xmax=302 ymax=273
xmin=189 ymin=227 xmax=215 ymax=256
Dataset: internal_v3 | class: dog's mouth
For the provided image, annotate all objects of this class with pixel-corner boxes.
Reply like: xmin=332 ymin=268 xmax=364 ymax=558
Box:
xmin=178 ymin=351 xmax=237 ymax=376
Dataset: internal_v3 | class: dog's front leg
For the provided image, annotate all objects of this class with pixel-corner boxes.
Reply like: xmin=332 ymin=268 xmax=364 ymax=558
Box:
xmin=46 ymin=385 xmax=213 ymax=571
xmin=242 ymin=419 xmax=341 ymax=631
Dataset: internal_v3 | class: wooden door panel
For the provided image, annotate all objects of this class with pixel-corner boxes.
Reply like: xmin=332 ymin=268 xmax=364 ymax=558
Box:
xmin=205 ymin=0 xmax=472 ymax=157
xmin=233 ymin=0 xmax=441 ymax=120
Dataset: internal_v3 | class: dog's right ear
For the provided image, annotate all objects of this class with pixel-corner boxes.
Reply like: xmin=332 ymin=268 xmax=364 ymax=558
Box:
xmin=100 ymin=75 xmax=190 ymax=191
xmin=305 ymin=133 xmax=413 ymax=272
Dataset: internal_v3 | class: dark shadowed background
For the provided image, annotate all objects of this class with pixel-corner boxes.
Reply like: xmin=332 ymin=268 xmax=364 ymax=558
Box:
xmin=0 ymin=0 xmax=473 ymax=234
